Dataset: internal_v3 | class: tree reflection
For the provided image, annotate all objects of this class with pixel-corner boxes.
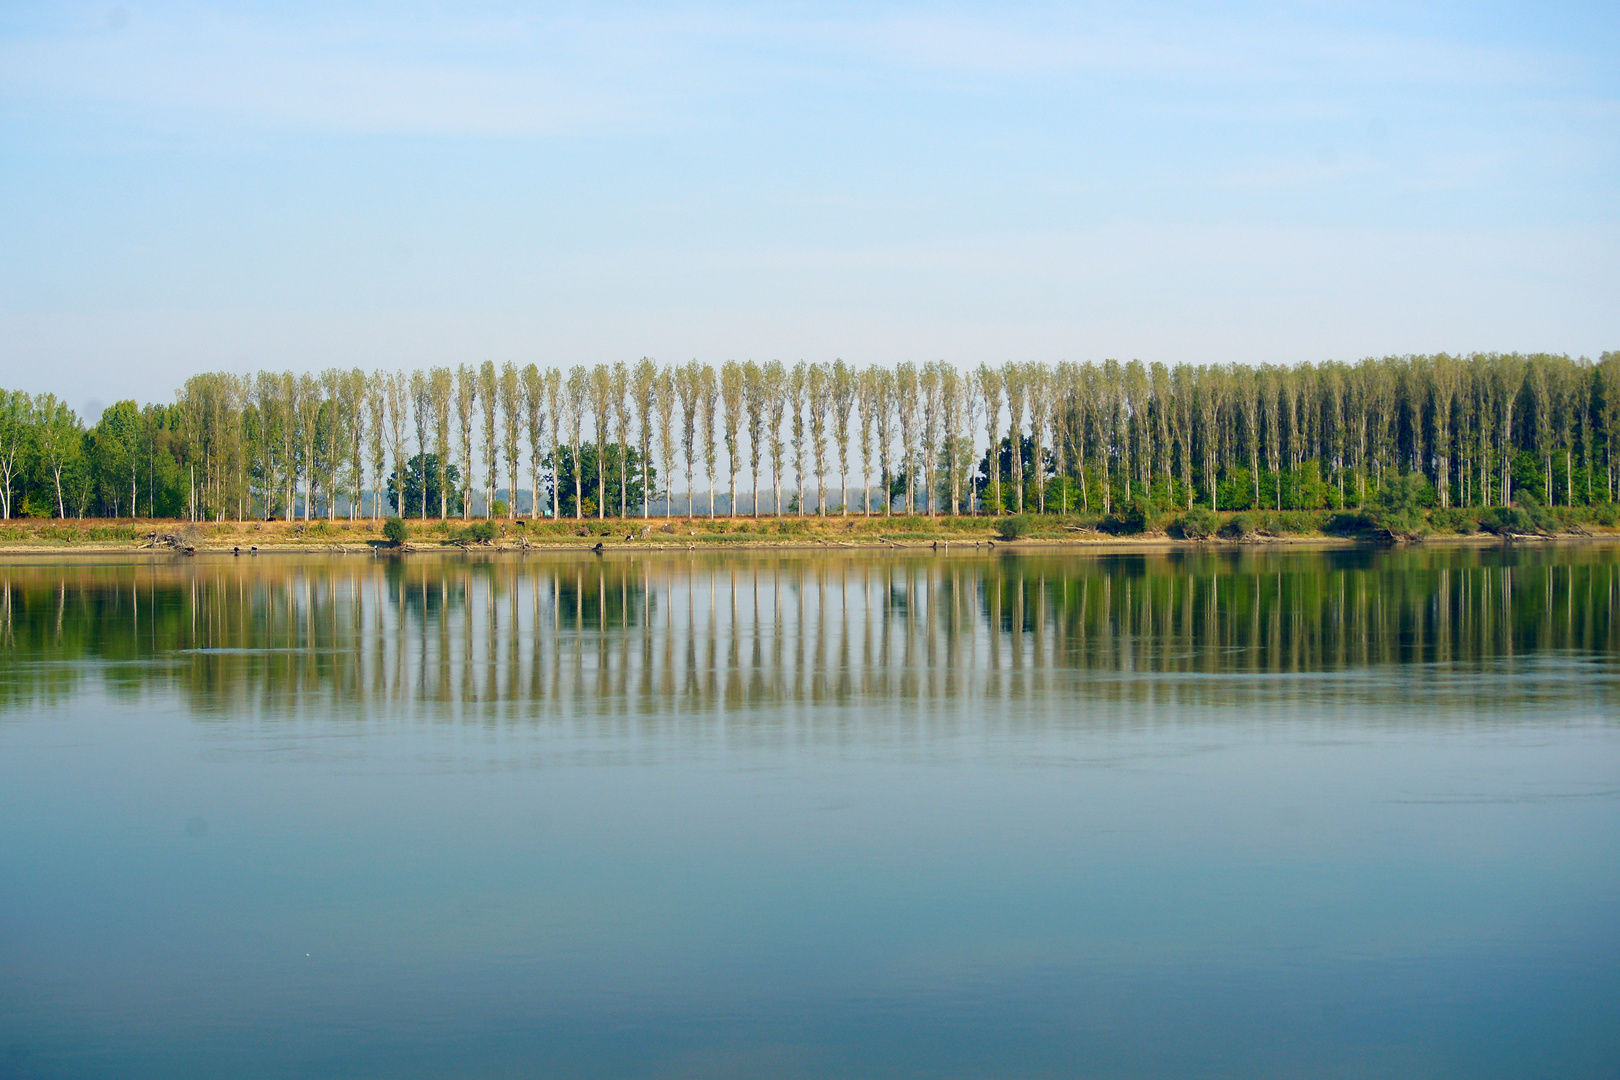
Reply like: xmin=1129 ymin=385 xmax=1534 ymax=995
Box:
xmin=0 ymin=547 xmax=1615 ymax=721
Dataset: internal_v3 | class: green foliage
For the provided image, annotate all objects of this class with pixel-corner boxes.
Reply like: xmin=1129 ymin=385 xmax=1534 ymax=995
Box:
xmin=1105 ymin=496 xmax=1157 ymax=535
xmin=381 ymin=517 xmax=408 ymax=545
xmin=1219 ymin=513 xmax=1256 ymax=539
xmin=1259 ymin=511 xmax=1325 ymax=535
xmin=387 ymin=453 xmax=463 ymax=519
xmin=5 ymin=351 xmax=1620 ymax=525
xmin=1368 ymin=473 xmax=1434 ymax=537
xmin=550 ymin=443 xmax=652 ymax=518
xmin=1174 ymin=506 xmax=1218 ymax=539
xmin=996 ymin=515 xmax=1035 ymax=540
xmin=1428 ymin=508 xmax=1478 ymax=534
xmin=1480 ymin=493 xmax=1556 ymax=536
xmin=1324 ymin=511 xmax=1374 ymax=535
xmin=458 ymin=521 xmax=498 ymax=543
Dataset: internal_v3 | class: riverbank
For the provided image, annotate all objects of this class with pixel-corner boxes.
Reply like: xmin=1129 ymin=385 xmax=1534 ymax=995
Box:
xmin=0 ymin=510 xmax=1615 ymax=554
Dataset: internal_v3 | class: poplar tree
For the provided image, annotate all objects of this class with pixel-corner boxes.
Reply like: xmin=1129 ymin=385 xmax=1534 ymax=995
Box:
xmin=454 ymin=366 xmax=477 ymax=520
xmin=521 ymin=363 xmax=547 ymax=518
xmin=873 ymin=366 xmax=895 ymax=516
xmin=742 ymin=361 xmax=766 ymax=516
xmin=564 ymin=366 xmax=587 ymax=519
xmin=895 ymin=362 xmax=918 ymax=514
xmin=500 ymin=362 xmax=522 ymax=519
xmin=856 ymin=366 xmax=877 ymax=515
xmin=545 ymin=368 xmax=565 ymax=518
xmin=975 ymin=365 xmax=1001 ymax=515
xmin=366 ymin=372 xmax=387 ymax=519
xmin=410 ymin=370 xmax=431 ymax=519
xmin=588 ymin=365 xmax=613 ymax=519
xmin=806 ymin=362 xmax=829 ymax=515
xmin=831 ymin=359 xmax=856 ymax=515
xmin=654 ymin=368 xmax=678 ymax=518
xmin=632 ymin=358 xmax=658 ymax=517
xmin=385 ymin=373 xmax=409 ymax=517
xmin=612 ymin=362 xmax=632 ymax=519
xmin=699 ymin=363 xmax=719 ymax=517
xmin=721 ymin=360 xmax=745 ymax=516
xmin=429 ymin=367 xmax=452 ymax=518
xmin=918 ymin=362 xmax=942 ymax=516
xmin=763 ymin=361 xmax=787 ymax=515
xmin=478 ymin=361 xmax=498 ymax=517
xmin=788 ymin=362 xmax=807 ymax=516
xmin=1001 ymin=362 xmax=1024 ymax=514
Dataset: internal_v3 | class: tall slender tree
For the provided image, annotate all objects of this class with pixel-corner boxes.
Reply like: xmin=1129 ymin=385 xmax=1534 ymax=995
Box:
xmin=632 ymin=358 xmax=658 ymax=518
xmin=975 ymin=365 xmax=1002 ymax=515
xmin=500 ymin=362 xmax=522 ymax=519
xmin=788 ymin=362 xmax=807 ymax=516
xmin=454 ymin=365 xmax=477 ymax=519
xmin=521 ymin=363 xmax=547 ymax=518
xmin=721 ymin=360 xmax=745 ymax=517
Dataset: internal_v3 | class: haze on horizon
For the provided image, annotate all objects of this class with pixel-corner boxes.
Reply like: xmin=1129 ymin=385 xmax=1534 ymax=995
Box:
xmin=1 ymin=0 xmax=1615 ymax=421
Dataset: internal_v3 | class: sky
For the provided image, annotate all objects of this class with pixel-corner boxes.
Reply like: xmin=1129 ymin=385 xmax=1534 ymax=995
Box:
xmin=1 ymin=1 xmax=1616 ymax=419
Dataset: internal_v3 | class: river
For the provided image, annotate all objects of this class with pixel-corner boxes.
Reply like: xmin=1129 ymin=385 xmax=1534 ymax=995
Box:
xmin=1 ymin=545 xmax=1617 ymax=1078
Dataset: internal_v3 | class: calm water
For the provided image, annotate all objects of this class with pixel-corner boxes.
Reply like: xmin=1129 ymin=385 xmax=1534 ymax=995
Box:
xmin=2 ymin=545 xmax=1618 ymax=1079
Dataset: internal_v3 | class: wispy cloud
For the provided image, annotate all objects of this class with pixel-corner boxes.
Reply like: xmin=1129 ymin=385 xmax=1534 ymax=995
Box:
xmin=0 ymin=2 xmax=1594 ymax=138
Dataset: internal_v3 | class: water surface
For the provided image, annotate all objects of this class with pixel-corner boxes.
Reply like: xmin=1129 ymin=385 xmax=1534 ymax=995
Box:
xmin=2 ymin=546 xmax=1618 ymax=1078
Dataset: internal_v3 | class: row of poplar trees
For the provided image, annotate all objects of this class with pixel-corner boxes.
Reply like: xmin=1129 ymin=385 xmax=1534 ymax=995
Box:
xmin=3 ymin=352 xmax=1618 ymax=522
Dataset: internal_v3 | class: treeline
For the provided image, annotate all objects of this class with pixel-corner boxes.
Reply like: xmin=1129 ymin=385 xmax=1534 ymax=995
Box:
xmin=2 ymin=352 xmax=1617 ymax=521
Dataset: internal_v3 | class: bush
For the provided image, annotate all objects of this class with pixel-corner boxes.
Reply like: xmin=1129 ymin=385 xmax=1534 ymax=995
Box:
xmin=1368 ymin=473 xmax=1433 ymax=538
xmin=1480 ymin=493 xmax=1555 ymax=536
xmin=1174 ymin=506 xmax=1218 ymax=539
xmin=382 ymin=517 xmax=408 ymax=545
xmin=1596 ymin=503 xmax=1619 ymax=528
xmin=996 ymin=515 xmax=1035 ymax=540
xmin=1324 ymin=511 xmax=1374 ymax=535
xmin=1105 ymin=496 xmax=1157 ymax=535
xmin=1219 ymin=513 xmax=1256 ymax=539
xmin=1428 ymin=507 xmax=1478 ymax=535
xmin=1259 ymin=510 xmax=1325 ymax=535
xmin=460 ymin=520 xmax=498 ymax=542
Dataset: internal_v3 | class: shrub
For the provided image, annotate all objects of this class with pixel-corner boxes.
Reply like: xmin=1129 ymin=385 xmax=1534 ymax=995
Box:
xmin=1105 ymin=496 xmax=1157 ymax=535
xmin=1260 ymin=510 xmax=1325 ymax=535
xmin=1368 ymin=473 xmax=1433 ymax=538
xmin=1479 ymin=507 xmax=1524 ymax=535
xmin=1324 ymin=511 xmax=1373 ymax=535
xmin=1480 ymin=493 xmax=1555 ymax=536
xmin=382 ymin=517 xmax=408 ymax=545
xmin=996 ymin=515 xmax=1035 ymax=540
xmin=1428 ymin=507 xmax=1477 ymax=535
xmin=1174 ymin=505 xmax=1217 ymax=539
xmin=1219 ymin=513 xmax=1256 ymax=539
xmin=1596 ymin=503 xmax=1619 ymax=528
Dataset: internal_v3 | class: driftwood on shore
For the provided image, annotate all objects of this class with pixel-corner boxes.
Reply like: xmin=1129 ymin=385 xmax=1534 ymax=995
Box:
xmin=139 ymin=529 xmax=199 ymax=554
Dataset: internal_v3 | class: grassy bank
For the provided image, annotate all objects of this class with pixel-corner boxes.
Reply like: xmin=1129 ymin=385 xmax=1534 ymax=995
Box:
xmin=1 ymin=502 xmax=1617 ymax=552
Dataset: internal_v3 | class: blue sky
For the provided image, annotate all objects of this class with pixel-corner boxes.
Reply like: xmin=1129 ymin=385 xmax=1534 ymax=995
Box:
xmin=1 ymin=1 xmax=1616 ymax=415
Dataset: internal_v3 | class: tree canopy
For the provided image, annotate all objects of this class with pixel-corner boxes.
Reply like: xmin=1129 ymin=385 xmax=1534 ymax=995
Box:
xmin=3 ymin=352 xmax=1617 ymax=521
